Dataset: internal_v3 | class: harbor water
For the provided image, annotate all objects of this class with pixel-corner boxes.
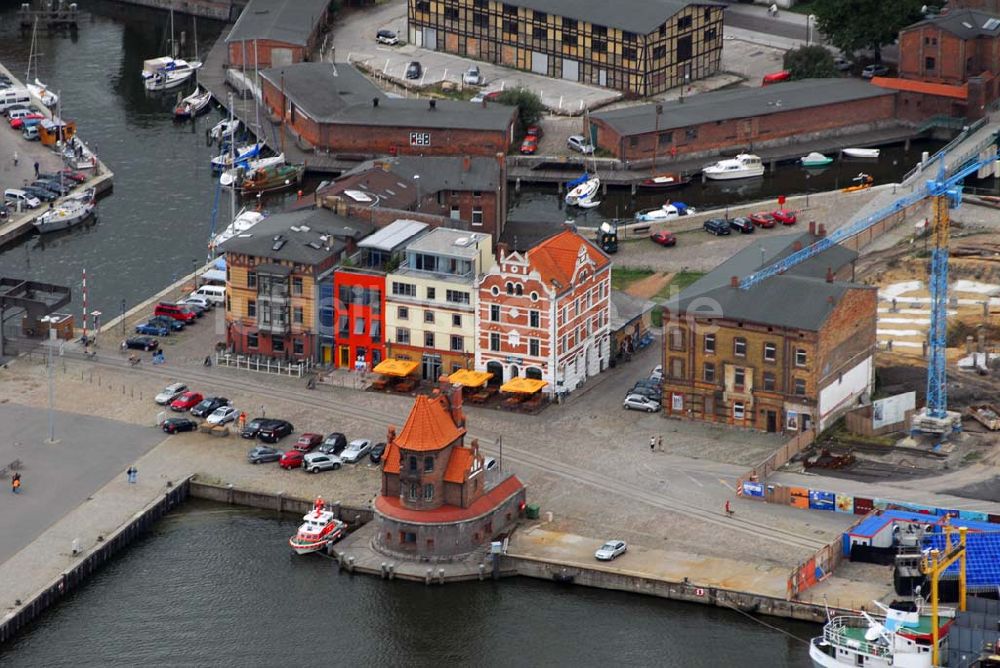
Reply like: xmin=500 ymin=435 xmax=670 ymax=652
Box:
xmin=0 ymin=500 xmax=816 ymax=666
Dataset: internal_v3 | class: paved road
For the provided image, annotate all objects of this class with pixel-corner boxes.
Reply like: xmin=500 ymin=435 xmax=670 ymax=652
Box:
xmin=722 ymin=2 xmax=812 ymax=43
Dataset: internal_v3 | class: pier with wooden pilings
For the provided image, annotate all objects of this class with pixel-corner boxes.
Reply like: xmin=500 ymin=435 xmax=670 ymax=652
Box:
xmin=17 ymin=0 xmax=80 ymax=30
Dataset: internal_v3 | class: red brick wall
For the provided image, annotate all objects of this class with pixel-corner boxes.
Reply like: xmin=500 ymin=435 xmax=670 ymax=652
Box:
xmin=228 ymin=40 xmax=307 ymax=69
xmin=817 ymin=287 xmax=877 ymax=387
xmin=596 ymin=94 xmax=899 ymax=160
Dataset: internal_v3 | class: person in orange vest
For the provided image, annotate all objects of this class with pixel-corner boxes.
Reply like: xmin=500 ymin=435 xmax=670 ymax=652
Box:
xmin=725 ymin=499 xmax=733 ymax=516
xmin=12 ymin=472 xmax=21 ymax=494
xmin=238 ymin=412 xmax=247 ymax=430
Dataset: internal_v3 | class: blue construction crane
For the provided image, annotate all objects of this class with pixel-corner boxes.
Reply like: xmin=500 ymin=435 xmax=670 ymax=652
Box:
xmin=740 ymin=153 xmax=999 ymax=426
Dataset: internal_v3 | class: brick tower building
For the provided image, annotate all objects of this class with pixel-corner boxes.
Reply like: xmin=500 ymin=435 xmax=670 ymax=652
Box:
xmin=374 ymin=382 xmax=526 ymax=560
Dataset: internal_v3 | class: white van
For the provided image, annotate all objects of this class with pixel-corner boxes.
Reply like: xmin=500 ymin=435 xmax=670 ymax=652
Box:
xmin=190 ymin=284 xmax=226 ymax=304
xmin=4 ymin=188 xmax=41 ymax=210
xmin=7 ymin=108 xmax=33 ymax=122
xmin=0 ymin=89 xmax=30 ymax=113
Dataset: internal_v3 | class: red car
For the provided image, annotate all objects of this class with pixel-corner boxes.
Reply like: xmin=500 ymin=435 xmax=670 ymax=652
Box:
xmin=279 ymin=449 xmax=305 ymax=470
xmin=650 ymin=231 xmax=677 ymax=247
xmin=10 ymin=113 xmax=44 ymax=129
xmin=525 ymin=125 xmax=543 ymax=139
xmin=170 ymin=391 xmax=204 ymax=412
xmin=771 ymin=209 xmax=798 ymax=225
xmin=60 ymin=169 xmax=88 ymax=183
xmin=519 ymin=136 xmax=539 ymax=155
xmin=292 ymin=433 xmax=323 ymax=453
xmin=749 ymin=212 xmax=776 ymax=228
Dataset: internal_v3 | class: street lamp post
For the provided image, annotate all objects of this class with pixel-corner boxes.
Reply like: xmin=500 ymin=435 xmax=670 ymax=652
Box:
xmin=40 ymin=315 xmax=57 ymax=443
xmin=413 ymin=174 xmax=421 ymax=208
xmin=807 ymin=14 xmax=816 ymax=46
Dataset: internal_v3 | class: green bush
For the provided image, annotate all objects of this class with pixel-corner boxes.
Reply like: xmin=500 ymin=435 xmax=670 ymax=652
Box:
xmin=497 ymin=87 xmax=545 ymax=128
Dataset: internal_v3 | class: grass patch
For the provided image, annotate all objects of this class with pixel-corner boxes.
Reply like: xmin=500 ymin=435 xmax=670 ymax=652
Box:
xmin=783 ymin=0 xmax=815 ymax=15
xmin=651 ymin=306 xmax=664 ymax=328
xmin=425 ymin=83 xmax=478 ymax=101
xmin=611 ymin=266 xmax=655 ymax=290
xmin=661 ymin=270 xmax=705 ymax=297
xmin=963 ymin=451 xmax=983 ymax=464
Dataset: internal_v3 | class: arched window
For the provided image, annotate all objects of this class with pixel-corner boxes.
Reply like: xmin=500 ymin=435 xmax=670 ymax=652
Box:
xmin=424 ymin=456 xmax=434 ymax=472
xmin=408 ymin=456 xmax=417 ymax=471
xmin=515 ymin=284 xmax=523 ymax=296
xmin=423 ymin=484 xmax=434 ymax=500
xmin=505 ymin=282 xmax=514 ymax=295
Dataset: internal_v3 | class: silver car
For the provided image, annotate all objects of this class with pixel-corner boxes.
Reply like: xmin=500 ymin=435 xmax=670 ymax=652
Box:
xmin=595 ymin=540 xmax=627 ymax=561
xmin=567 ymin=135 xmax=595 ymax=154
xmin=340 ymin=439 xmax=372 ymax=463
xmin=303 ymin=452 xmax=343 ymax=473
xmin=623 ymin=393 xmax=661 ymax=413
xmin=155 ymin=382 xmax=188 ymax=405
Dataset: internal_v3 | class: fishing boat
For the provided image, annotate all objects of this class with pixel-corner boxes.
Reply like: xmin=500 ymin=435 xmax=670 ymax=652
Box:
xmin=288 ymin=497 xmax=346 ymax=555
xmin=211 ymin=142 xmax=263 ymax=171
xmin=809 ymin=599 xmax=952 ymax=668
xmin=211 ymin=207 xmax=268 ymax=250
xmin=801 ymin=152 xmax=833 ymax=167
xmin=25 ymin=20 xmax=58 ymax=107
xmin=209 ymin=118 xmax=241 ymax=142
xmin=702 ymin=154 xmax=764 ymax=180
xmin=565 ymin=173 xmax=600 ymax=205
xmin=240 ymin=163 xmax=305 ymax=194
xmin=842 ymin=172 xmax=874 ymax=193
xmin=635 ymin=202 xmax=693 ymax=223
xmin=173 ymin=86 xmax=211 ymax=120
xmin=638 ymin=173 xmax=690 ymax=190
xmin=219 ymin=154 xmax=285 ymax=187
xmin=842 ymin=147 xmax=880 ymax=159
xmin=34 ymin=188 xmax=96 ymax=234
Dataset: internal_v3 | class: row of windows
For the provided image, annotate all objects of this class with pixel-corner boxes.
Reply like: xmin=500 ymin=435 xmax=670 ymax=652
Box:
xmin=671 ymin=331 xmax=809 ymax=366
xmin=696 ymin=363 xmax=807 ymax=395
xmin=488 ymin=332 xmax=541 ymax=356
xmin=337 ymin=315 xmax=382 ymax=342
xmin=397 ymin=328 xmax=465 ymax=352
xmin=406 ymin=482 xmax=435 ymax=501
xmin=392 ymin=282 xmax=471 ymax=305
xmin=244 ymin=272 xmax=304 ymax=294
xmin=488 ymin=304 xmax=542 ymax=328
xmin=397 ymin=306 xmax=465 ymax=327
xmin=489 ymin=283 xmax=539 ymax=301
xmin=247 ymin=300 xmax=303 ymax=324
xmin=245 ymin=332 xmax=305 ymax=355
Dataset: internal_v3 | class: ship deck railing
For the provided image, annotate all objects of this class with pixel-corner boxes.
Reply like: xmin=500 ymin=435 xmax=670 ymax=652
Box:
xmin=824 ymin=616 xmax=893 ymax=659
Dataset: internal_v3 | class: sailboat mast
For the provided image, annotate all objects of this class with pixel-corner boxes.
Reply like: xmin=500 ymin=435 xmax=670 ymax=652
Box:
xmin=26 ymin=18 xmax=37 ymax=81
xmin=193 ymin=16 xmax=198 ymax=62
xmin=228 ymin=93 xmax=236 ymax=220
xmin=170 ymin=9 xmax=175 ymax=58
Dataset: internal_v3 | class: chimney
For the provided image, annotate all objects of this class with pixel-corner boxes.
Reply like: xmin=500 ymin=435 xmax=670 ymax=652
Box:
xmin=496 ymin=241 xmax=510 ymax=261
xmin=808 ymin=221 xmax=816 ymax=235
xmin=825 ymin=267 xmax=833 ymax=283
xmin=730 ymin=276 xmax=739 ymax=288
xmin=429 ymin=99 xmax=436 ymax=110
xmin=448 ymin=381 xmax=465 ymax=428
xmin=793 ymin=241 xmax=803 ymax=251
xmin=462 ymin=156 xmax=471 ymax=172
xmin=818 ymin=223 xmax=826 ymax=237
xmin=372 ymin=97 xmax=379 ymax=107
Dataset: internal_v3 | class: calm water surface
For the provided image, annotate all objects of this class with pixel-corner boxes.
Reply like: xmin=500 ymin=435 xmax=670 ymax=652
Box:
xmin=0 ymin=501 xmax=817 ymax=666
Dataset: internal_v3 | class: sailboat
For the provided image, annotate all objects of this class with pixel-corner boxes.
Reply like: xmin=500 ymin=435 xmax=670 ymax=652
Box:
xmin=211 ymin=206 xmax=268 ymax=250
xmin=210 ymin=142 xmax=263 ymax=171
xmin=173 ymin=87 xmax=212 ymax=119
xmin=143 ymin=10 xmax=202 ymax=92
xmin=25 ymin=19 xmax=58 ymax=107
xmin=220 ymin=153 xmax=286 ymax=187
xmin=565 ymin=109 xmax=600 ymax=206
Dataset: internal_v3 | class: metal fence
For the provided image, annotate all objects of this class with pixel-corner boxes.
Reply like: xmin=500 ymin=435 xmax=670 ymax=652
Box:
xmin=214 ymin=351 xmax=312 ymax=377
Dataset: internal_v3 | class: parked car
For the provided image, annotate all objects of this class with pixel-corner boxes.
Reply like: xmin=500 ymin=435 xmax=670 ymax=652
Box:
xmin=148 ymin=315 xmax=185 ymax=331
xmin=340 ymin=438 xmax=372 ymax=463
xmin=9 ymin=111 xmax=44 ymax=128
xmin=567 ymin=135 xmax=595 ymax=154
xmin=175 ymin=300 xmax=205 ymax=317
xmin=369 ymin=441 xmax=387 ymax=463
xmin=749 ymin=212 xmax=776 ymax=228
xmin=470 ymin=90 xmax=503 ymax=104
xmin=628 ymin=385 xmax=662 ymax=402
xmin=375 ymin=29 xmax=399 ymax=45
xmin=60 ymin=168 xmax=88 ymax=183
xmin=729 ymin=217 xmax=755 ymax=234
xmin=247 ymin=445 xmax=282 ymax=464
xmin=135 ymin=321 xmax=170 ymax=337
xmin=279 ymin=449 xmax=305 ymax=470
xmin=519 ymin=135 xmax=539 ymax=155
xmin=861 ymin=64 xmax=889 ymax=79
xmin=155 ymin=382 xmax=188 ymax=405
xmin=833 ymin=56 xmax=851 ymax=72
xmin=21 ymin=185 xmax=57 ymax=202
xmin=525 ymin=124 xmax=543 ymax=139
xmin=259 ymin=419 xmax=294 ymax=443
xmin=170 ymin=391 xmax=204 ymax=412
xmin=633 ymin=379 xmax=662 ymax=392
xmin=161 ymin=417 xmax=197 ymax=434
xmin=292 ymin=433 xmax=323 ymax=453
xmin=623 ymin=393 xmax=661 ymax=412
xmin=22 ymin=125 xmax=39 ymax=141
xmin=703 ymin=218 xmax=731 ymax=236
xmin=405 ymin=61 xmax=422 ymax=80
xmin=206 ymin=405 xmax=240 ymax=426
xmin=463 ymin=65 xmax=483 ymax=85
xmin=771 ymin=209 xmax=797 ymax=225
xmin=319 ymin=432 xmax=347 ymax=455
xmin=190 ymin=396 xmax=230 ymax=418
xmin=303 ymin=452 xmax=343 ymax=473
xmin=33 ymin=179 xmax=72 ymax=196
xmin=650 ymin=230 xmax=677 ymax=247
xmin=4 ymin=188 xmax=41 ymax=209
xmin=125 ymin=335 xmax=159 ymax=351
xmin=179 ymin=295 xmax=212 ymax=312
xmin=154 ymin=302 xmax=197 ymax=323
xmin=761 ymin=70 xmax=791 ymax=86
xmin=241 ymin=417 xmax=271 ymax=439
xmin=595 ymin=540 xmax=628 ymax=561
xmin=650 ymin=365 xmax=663 ymax=382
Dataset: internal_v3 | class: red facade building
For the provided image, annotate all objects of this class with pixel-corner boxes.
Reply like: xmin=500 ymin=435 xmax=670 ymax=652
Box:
xmin=225 ymin=0 xmax=330 ymax=69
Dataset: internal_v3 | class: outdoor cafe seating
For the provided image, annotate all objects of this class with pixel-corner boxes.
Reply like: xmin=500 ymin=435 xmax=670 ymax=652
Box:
xmin=371 ymin=359 xmax=420 ymax=393
xmin=498 ymin=377 xmax=549 ymax=412
xmin=445 ymin=369 xmax=495 ymax=404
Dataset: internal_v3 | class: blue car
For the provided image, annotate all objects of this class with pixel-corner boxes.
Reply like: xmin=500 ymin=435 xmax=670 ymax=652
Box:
xmin=148 ymin=315 xmax=185 ymax=332
xmin=135 ymin=321 xmax=170 ymax=337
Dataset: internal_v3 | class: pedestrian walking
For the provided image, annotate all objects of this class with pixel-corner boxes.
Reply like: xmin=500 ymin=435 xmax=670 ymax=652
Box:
xmin=725 ymin=499 xmax=733 ymax=516
xmin=649 ymin=436 xmax=656 ymax=453
xmin=657 ymin=435 xmax=664 ymax=452
xmin=238 ymin=412 xmax=247 ymax=430
xmin=12 ymin=473 xmax=22 ymax=494
xmin=13 ymin=150 xmax=18 ymax=166
xmin=126 ymin=466 xmax=138 ymax=484
xmin=33 ymin=161 xmax=39 ymax=178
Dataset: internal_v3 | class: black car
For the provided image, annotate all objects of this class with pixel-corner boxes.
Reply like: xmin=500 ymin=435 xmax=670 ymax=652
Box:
xmin=162 ymin=417 xmax=198 ymax=434
xmin=369 ymin=442 xmax=387 ymax=463
xmin=177 ymin=301 xmax=206 ymax=317
xmin=22 ymin=185 xmax=57 ymax=202
xmin=240 ymin=417 xmax=270 ymax=439
xmin=125 ymin=335 xmax=159 ymax=351
xmin=149 ymin=315 xmax=185 ymax=331
xmin=319 ymin=432 xmax=347 ymax=455
xmin=405 ymin=61 xmax=422 ymax=79
xmin=729 ymin=217 xmax=755 ymax=234
xmin=247 ymin=445 xmax=282 ymax=464
xmin=191 ymin=396 xmax=230 ymax=418
xmin=258 ymin=419 xmax=294 ymax=443
xmin=628 ymin=386 xmax=662 ymax=402
xmin=703 ymin=218 xmax=732 ymax=236
xmin=34 ymin=179 xmax=72 ymax=196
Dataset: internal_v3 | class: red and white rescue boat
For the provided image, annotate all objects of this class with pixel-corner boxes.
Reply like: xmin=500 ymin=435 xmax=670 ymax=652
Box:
xmin=288 ymin=497 xmax=346 ymax=555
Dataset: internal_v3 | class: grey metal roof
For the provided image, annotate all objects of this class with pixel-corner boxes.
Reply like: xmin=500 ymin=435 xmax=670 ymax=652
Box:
xmin=404 ymin=228 xmax=488 ymax=259
xmin=667 ymin=232 xmax=868 ymax=331
xmin=219 ymin=207 xmax=374 ymax=265
xmin=498 ymin=0 xmax=722 ymax=35
xmin=260 ymin=63 xmax=517 ymax=130
xmin=226 ymin=0 xmax=330 ymax=46
xmin=335 ymin=156 xmax=501 ymax=202
xmin=593 ymin=79 xmax=896 ymax=136
xmin=908 ymin=9 xmax=1000 ymax=39
xmin=358 ymin=219 xmax=429 ymax=251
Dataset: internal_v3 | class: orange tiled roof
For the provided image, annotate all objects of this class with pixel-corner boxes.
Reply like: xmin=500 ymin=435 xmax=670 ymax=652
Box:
xmin=444 ymin=446 xmax=475 ymax=484
xmin=382 ymin=441 xmax=400 ymax=474
xmin=870 ymin=77 xmax=968 ymax=100
xmin=375 ymin=475 xmax=525 ymax=524
xmin=526 ymin=229 xmax=610 ymax=291
xmin=394 ymin=395 xmax=465 ymax=452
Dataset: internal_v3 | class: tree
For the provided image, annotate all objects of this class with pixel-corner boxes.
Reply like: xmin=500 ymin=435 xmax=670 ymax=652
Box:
xmin=782 ymin=45 xmax=839 ymax=80
xmin=496 ymin=87 xmax=545 ymax=128
xmin=811 ymin=0 xmax=924 ymax=62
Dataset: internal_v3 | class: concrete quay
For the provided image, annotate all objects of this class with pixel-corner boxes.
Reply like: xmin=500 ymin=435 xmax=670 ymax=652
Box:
xmin=0 ymin=61 xmax=114 ymax=250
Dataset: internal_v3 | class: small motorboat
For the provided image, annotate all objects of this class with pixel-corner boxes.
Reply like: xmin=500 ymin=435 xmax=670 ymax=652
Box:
xmin=209 ymin=118 xmax=241 ymax=142
xmin=842 ymin=172 xmax=874 ymax=193
xmin=577 ymin=195 xmax=601 ymax=209
xmin=565 ymin=174 xmax=600 ymax=205
xmin=220 ymin=154 xmax=285 ymax=187
xmin=34 ymin=188 xmax=97 ymax=234
xmin=211 ymin=207 xmax=267 ymax=250
xmin=635 ymin=202 xmax=693 ymax=223
xmin=638 ymin=173 xmax=690 ymax=189
xmin=800 ymin=152 xmax=833 ymax=167
xmin=288 ymin=497 xmax=346 ymax=555
xmin=144 ymin=59 xmax=203 ymax=91
xmin=702 ymin=154 xmax=764 ymax=180
xmin=842 ymin=147 xmax=880 ymax=159
xmin=173 ymin=87 xmax=212 ymax=119
xmin=240 ymin=163 xmax=305 ymax=194
xmin=211 ymin=142 xmax=263 ymax=171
